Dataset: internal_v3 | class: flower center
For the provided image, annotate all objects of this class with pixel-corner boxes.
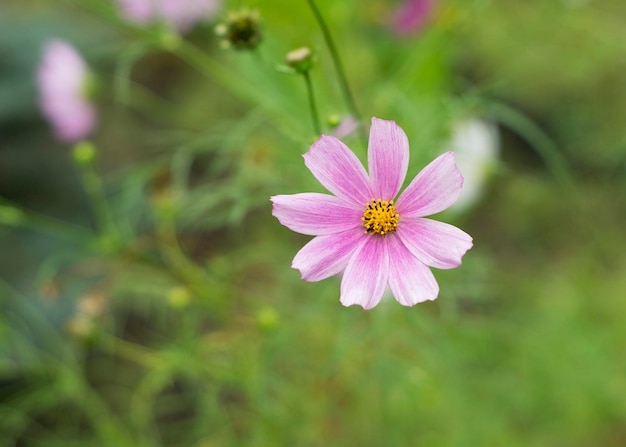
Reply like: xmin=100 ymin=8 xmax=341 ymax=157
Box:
xmin=362 ymin=198 xmax=399 ymax=236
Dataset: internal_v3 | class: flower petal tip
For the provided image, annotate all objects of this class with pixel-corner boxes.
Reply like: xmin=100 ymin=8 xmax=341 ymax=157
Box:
xmin=340 ymin=299 xmax=376 ymax=311
xmin=291 ymin=264 xmax=309 ymax=281
xmin=396 ymin=294 xmax=438 ymax=307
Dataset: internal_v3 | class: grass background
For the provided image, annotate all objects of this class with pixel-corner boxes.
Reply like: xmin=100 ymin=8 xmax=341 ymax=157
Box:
xmin=1 ymin=0 xmax=626 ymax=445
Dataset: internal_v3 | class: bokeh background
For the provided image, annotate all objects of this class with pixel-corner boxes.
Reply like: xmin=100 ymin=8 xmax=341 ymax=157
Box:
xmin=2 ymin=0 xmax=626 ymax=445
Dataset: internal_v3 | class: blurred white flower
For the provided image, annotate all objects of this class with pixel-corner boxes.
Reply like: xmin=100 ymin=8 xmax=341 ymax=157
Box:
xmin=37 ymin=40 xmax=96 ymax=143
xmin=448 ymin=118 xmax=500 ymax=213
xmin=116 ymin=0 xmax=221 ymax=32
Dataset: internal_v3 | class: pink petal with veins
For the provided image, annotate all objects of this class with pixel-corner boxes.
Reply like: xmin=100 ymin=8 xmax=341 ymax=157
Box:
xmin=395 ymin=152 xmax=464 ymax=218
xmin=368 ymin=117 xmax=409 ymax=200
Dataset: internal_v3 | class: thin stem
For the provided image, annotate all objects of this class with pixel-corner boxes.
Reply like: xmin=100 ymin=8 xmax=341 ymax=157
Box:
xmin=304 ymin=0 xmax=367 ymax=143
xmin=114 ymin=41 xmax=150 ymax=105
xmin=172 ymin=40 xmax=306 ymax=142
xmin=72 ymin=372 xmax=137 ymax=447
xmin=154 ymin=215 xmax=226 ymax=314
xmin=0 ymin=200 xmax=94 ymax=244
xmin=174 ymin=41 xmax=262 ymax=107
xmin=77 ymin=158 xmax=119 ymax=240
xmin=303 ymin=72 xmax=321 ymax=135
xmin=96 ymin=332 xmax=161 ymax=369
xmin=69 ymin=0 xmax=307 ymax=141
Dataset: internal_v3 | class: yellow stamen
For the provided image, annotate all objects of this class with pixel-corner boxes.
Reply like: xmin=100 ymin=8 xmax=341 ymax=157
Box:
xmin=362 ymin=198 xmax=399 ymax=236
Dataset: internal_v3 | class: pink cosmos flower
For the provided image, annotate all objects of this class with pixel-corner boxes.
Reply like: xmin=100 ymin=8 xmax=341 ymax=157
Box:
xmin=391 ymin=0 xmax=433 ymax=36
xmin=37 ymin=40 xmax=96 ymax=143
xmin=271 ymin=118 xmax=472 ymax=309
xmin=116 ymin=0 xmax=221 ymax=32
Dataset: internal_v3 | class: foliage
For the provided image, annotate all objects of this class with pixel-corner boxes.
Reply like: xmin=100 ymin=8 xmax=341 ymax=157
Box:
xmin=1 ymin=0 xmax=626 ymax=445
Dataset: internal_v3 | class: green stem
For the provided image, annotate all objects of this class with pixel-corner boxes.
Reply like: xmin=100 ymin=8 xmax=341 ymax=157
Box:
xmin=0 ymin=199 xmax=94 ymax=244
xmin=154 ymin=216 xmax=225 ymax=312
xmin=174 ymin=41 xmax=258 ymax=104
xmin=73 ymin=373 xmax=137 ymax=446
xmin=304 ymin=0 xmax=366 ymax=143
xmin=303 ymin=72 xmax=321 ymax=135
xmin=70 ymin=0 xmax=306 ymax=141
xmin=114 ymin=41 xmax=150 ymax=105
xmin=96 ymin=332 xmax=161 ymax=369
xmin=78 ymin=158 xmax=119 ymax=240
xmin=172 ymin=41 xmax=304 ymax=141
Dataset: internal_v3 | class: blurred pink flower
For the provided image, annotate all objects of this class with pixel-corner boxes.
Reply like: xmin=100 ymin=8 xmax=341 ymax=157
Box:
xmin=331 ymin=116 xmax=359 ymax=140
xmin=391 ymin=0 xmax=433 ymax=36
xmin=116 ymin=0 xmax=221 ymax=32
xmin=271 ymin=118 xmax=472 ymax=309
xmin=37 ymin=40 xmax=96 ymax=143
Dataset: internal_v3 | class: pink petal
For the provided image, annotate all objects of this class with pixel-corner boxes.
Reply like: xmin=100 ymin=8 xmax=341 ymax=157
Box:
xmin=116 ymin=0 xmax=220 ymax=31
xmin=37 ymin=40 xmax=96 ymax=143
xmin=271 ymin=193 xmax=362 ymax=236
xmin=387 ymin=235 xmax=439 ymax=306
xmin=48 ymin=100 xmax=97 ymax=142
xmin=331 ymin=116 xmax=359 ymax=139
xmin=391 ymin=0 xmax=433 ymax=37
xmin=161 ymin=0 xmax=221 ymax=31
xmin=368 ymin=118 xmax=409 ymax=200
xmin=303 ymin=135 xmax=373 ymax=207
xmin=395 ymin=152 xmax=463 ymax=217
xmin=396 ymin=218 xmax=472 ymax=269
xmin=340 ymin=236 xmax=389 ymax=309
xmin=292 ymin=230 xmax=368 ymax=282
xmin=116 ymin=0 xmax=156 ymax=23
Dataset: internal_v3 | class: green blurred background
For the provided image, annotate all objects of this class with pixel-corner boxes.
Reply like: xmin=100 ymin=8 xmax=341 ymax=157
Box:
xmin=1 ymin=0 xmax=626 ymax=445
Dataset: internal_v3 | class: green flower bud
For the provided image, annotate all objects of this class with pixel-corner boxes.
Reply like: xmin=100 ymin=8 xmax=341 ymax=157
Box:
xmin=256 ymin=306 xmax=279 ymax=333
xmin=285 ymin=47 xmax=315 ymax=74
xmin=167 ymin=286 xmax=192 ymax=309
xmin=72 ymin=141 xmax=96 ymax=165
xmin=327 ymin=114 xmax=341 ymax=128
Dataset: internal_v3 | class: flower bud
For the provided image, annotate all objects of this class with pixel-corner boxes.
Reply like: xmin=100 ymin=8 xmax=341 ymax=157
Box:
xmin=72 ymin=141 xmax=97 ymax=166
xmin=329 ymin=115 xmax=358 ymax=139
xmin=215 ymin=8 xmax=262 ymax=50
xmin=167 ymin=286 xmax=192 ymax=309
xmin=327 ymin=114 xmax=341 ymax=128
xmin=78 ymin=291 xmax=107 ymax=318
xmin=256 ymin=306 xmax=279 ymax=333
xmin=285 ymin=47 xmax=315 ymax=74
xmin=65 ymin=315 xmax=96 ymax=340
